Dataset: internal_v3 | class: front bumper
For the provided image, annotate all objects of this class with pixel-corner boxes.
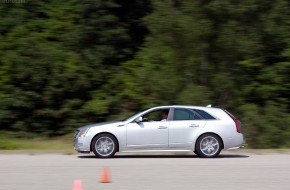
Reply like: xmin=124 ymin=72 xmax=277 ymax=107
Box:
xmin=73 ymin=132 xmax=91 ymax=153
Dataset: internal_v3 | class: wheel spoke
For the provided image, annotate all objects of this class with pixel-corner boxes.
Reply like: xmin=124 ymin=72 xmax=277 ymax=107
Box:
xmin=212 ymin=143 xmax=219 ymax=147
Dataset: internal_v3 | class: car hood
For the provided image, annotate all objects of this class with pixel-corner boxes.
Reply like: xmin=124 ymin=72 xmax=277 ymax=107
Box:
xmin=78 ymin=121 xmax=125 ymax=130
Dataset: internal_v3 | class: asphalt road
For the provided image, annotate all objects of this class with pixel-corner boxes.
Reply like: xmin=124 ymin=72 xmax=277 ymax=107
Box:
xmin=1 ymin=151 xmax=290 ymax=190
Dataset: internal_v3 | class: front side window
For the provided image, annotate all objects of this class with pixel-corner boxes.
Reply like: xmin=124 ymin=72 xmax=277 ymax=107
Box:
xmin=142 ymin=109 xmax=169 ymax=122
xmin=173 ymin=108 xmax=201 ymax=120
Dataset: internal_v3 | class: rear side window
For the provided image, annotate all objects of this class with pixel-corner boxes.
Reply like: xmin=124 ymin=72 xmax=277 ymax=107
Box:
xmin=173 ymin=108 xmax=202 ymax=120
xmin=193 ymin=109 xmax=216 ymax=120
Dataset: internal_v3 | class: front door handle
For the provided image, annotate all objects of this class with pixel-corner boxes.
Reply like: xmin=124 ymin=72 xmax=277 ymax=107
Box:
xmin=189 ymin=124 xmax=199 ymax=127
xmin=158 ymin=126 xmax=167 ymax=129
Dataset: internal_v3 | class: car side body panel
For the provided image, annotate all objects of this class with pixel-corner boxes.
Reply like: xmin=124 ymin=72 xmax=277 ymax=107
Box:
xmin=168 ymin=120 xmax=206 ymax=148
xmin=126 ymin=121 xmax=169 ymax=149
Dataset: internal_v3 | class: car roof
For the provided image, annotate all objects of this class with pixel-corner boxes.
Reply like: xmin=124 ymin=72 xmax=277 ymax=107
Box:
xmin=151 ymin=105 xmax=218 ymax=110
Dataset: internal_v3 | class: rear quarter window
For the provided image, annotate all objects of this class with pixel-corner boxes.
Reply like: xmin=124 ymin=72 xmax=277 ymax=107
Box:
xmin=193 ymin=109 xmax=216 ymax=120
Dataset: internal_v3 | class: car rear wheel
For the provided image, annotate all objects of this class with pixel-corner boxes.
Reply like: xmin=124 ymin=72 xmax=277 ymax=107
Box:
xmin=195 ymin=134 xmax=222 ymax=158
xmin=92 ymin=134 xmax=117 ymax=158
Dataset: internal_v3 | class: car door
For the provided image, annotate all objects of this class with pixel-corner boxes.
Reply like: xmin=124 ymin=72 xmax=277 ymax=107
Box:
xmin=126 ymin=109 xmax=169 ymax=149
xmin=169 ymin=108 xmax=206 ymax=148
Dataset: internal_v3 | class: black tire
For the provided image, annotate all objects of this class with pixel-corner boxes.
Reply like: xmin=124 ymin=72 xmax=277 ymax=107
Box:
xmin=92 ymin=134 xmax=118 ymax=158
xmin=195 ymin=133 xmax=222 ymax=158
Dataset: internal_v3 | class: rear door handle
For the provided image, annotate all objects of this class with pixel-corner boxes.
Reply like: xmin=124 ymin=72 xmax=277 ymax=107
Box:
xmin=189 ymin=124 xmax=199 ymax=127
xmin=158 ymin=126 xmax=167 ymax=129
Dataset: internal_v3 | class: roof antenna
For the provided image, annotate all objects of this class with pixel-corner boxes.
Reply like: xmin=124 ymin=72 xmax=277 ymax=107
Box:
xmin=206 ymin=104 xmax=212 ymax=107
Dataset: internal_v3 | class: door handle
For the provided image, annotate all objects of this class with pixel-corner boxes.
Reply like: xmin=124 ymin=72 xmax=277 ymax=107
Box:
xmin=158 ymin=126 xmax=167 ymax=129
xmin=189 ymin=124 xmax=199 ymax=127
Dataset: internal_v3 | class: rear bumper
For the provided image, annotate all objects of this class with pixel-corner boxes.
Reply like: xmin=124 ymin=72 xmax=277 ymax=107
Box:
xmin=227 ymin=143 xmax=246 ymax=150
xmin=224 ymin=133 xmax=245 ymax=150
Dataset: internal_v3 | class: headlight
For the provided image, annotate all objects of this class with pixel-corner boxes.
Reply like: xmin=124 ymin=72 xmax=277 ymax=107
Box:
xmin=78 ymin=128 xmax=90 ymax=138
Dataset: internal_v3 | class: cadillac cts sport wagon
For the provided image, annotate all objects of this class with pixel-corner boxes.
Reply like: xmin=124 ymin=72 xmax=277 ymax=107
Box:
xmin=74 ymin=105 xmax=244 ymax=158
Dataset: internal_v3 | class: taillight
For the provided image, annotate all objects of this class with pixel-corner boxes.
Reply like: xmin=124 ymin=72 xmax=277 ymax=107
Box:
xmin=225 ymin=111 xmax=241 ymax=133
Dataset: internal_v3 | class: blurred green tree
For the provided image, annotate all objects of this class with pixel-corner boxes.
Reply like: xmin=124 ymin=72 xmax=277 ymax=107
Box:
xmin=0 ymin=0 xmax=289 ymax=148
xmin=0 ymin=0 xmax=150 ymax=135
xmin=119 ymin=0 xmax=290 ymax=147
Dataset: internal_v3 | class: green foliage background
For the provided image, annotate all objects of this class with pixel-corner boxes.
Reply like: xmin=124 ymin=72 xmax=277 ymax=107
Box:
xmin=0 ymin=0 xmax=289 ymax=148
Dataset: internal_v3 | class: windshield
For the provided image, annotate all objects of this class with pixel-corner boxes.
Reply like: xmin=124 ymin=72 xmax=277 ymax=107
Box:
xmin=122 ymin=112 xmax=141 ymax=122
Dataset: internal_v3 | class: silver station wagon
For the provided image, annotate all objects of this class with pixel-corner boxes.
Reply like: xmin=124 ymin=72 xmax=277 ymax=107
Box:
xmin=74 ymin=105 xmax=244 ymax=158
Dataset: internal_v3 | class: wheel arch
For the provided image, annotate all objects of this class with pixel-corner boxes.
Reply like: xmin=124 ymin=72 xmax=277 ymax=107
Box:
xmin=195 ymin=132 xmax=224 ymax=150
xmin=90 ymin=132 xmax=120 ymax=152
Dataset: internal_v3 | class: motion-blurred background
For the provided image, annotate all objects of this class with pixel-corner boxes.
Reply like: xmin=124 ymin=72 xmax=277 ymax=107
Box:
xmin=0 ymin=0 xmax=289 ymax=150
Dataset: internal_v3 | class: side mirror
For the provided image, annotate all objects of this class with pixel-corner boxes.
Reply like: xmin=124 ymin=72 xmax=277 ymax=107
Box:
xmin=135 ymin=116 xmax=143 ymax=123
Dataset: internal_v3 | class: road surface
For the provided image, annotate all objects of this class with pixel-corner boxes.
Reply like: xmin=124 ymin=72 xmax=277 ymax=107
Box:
xmin=0 ymin=150 xmax=290 ymax=190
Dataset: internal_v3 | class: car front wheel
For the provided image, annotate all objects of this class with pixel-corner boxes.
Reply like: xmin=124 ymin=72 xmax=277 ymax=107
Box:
xmin=92 ymin=134 xmax=117 ymax=158
xmin=195 ymin=134 xmax=222 ymax=158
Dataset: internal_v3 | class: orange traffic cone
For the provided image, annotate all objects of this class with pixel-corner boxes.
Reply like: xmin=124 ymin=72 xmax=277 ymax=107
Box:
xmin=72 ymin=180 xmax=83 ymax=190
xmin=100 ymin=167 xmax=111 ymax=183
